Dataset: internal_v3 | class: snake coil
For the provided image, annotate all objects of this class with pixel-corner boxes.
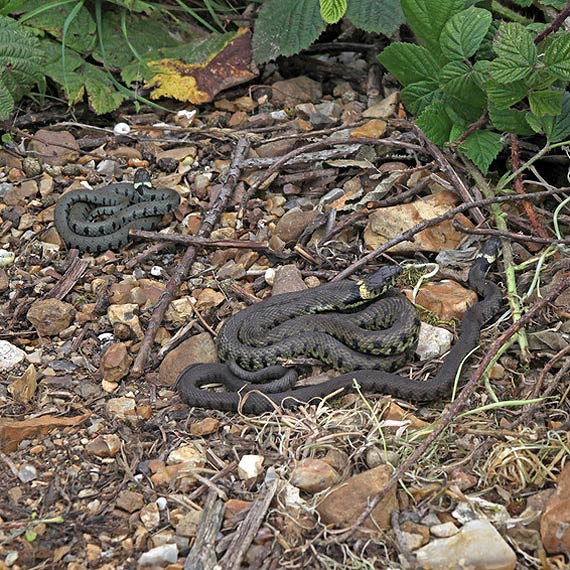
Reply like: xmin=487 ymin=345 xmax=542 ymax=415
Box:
xmin=176 ymin=240 xmax=503 ymax=413
xmin=54 ymin=169 xmax=180 ymax=253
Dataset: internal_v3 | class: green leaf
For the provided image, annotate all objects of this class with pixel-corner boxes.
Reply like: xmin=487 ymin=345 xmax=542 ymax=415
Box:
xmin=252 ymin=0 xmax=326 ymax=63
xmin=488 ymin=105 xmax=534 ymax=135
xmin=485 ymin=79 xmax=527 ymax=108
xmin=528 ymin=90 xmax=563 ymax=117
xmin=439 ymin=60 xmax=470 ymax=83
xmin=493 ymin=22 xmax=537 ymax=65
xmin=19 ymin=0 xmax=96 ymax=53
xmin=400 ymin=0 xmax=463 ymax=55
xmin=489 ymin=57 xmax=534 ymax=83
xmin=25 ymin=529 xmax=37 ymax=542
xmin=440 ymin=6 xmax=492 ymax=61
xmin=525 ymin=93 xmax=570 ymax=140
xmin=320 ymin=0 xmax=347 ymax=24
xmin=543 ymin=33 xmax=570 ymax=80
xmin=81 ymin=64 xmax=127 ymax=114
xmin=416 ymin=99 xmax=453 ymax=145
xmin=378 ymin=43 xmax=440 ymax=86
xmin=401 ymin=81 xmax=442 ymax=114
xmin=441 ymin=63 xmax=486 ymax=122
xmin=459 ymin=130 xmax=503 ymax=174
xmin=346 ymin=0 xmax=404 ymax=35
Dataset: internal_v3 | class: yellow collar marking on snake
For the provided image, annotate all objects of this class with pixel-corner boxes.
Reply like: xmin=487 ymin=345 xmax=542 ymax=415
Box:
xmin=357 ymin=279 xmax=378 ymax=300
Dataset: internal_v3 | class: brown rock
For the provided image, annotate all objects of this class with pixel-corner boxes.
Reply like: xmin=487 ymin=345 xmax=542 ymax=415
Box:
xmin=28 ymin=129 xmax=80 ymax=166
xmin=116 ymin=490 xmax=144 ymax=513
xmin=272 ymin=264 xmax=307 ymax=296
xmin=364 ymin=191 xmax=472 ymax=253
xmin=194 ymin=288 xmax=225 ymax=311
xmin=27 ymin=299 xmax=75 ymax=336
xmin=384 ymin=402 xmax=430 ymax=430
xmin=316 ymin=465 xmax=398 ymax=531
xmin=541 ymin=463 xmax=570 ymax=555
xmin=273 ymin=208 xmax=318 ymax=243
xmin=406 ymin=280 xmax=478 ymax=321
xmin=190 ymin=417 xmax=220 ymax=436
xmin=7 ymin=364 xmax=37 ymax=404
xmin=159 ymin=333 xmax=218 ymax=387
xmin=85 ymin=434 xmax=121 ymax=458
xmin=255 ymin=140 xmax=296 ymax=158
xmin=400 ymin=521 xmax=430 ymax=550
xmin=291 ymin=459 xmax=340 ymax=494
xmin=272 ymin=76 xmax=322 ymax=106
xmin=99 ymin=343 xmax=132 ymax=383
xmin=350 ymin=119 xmax=387 ymax=139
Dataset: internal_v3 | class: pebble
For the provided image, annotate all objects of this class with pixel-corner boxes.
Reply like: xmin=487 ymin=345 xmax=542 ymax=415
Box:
xmin=541 ymin=463 xmax=570 ymax=555
xmin=290 ymin=459 xmax=340 ymax=494
xmin=0 ymin=340 xmax=26 ymax=371
xmin=415 ymin=519 xmax=516 ymax=570
xmin=137 ymin=543 xmax=178 ymax=566
xmin=271 ymin=76 xmax=322 ymax=106
xmin=85 ymin=434 xmax=121 ymax=458
xmin=27 ymin=299 xmax=75 ymax=336
xmin=0 ymin=249 xmax=15 ymax=267
xmin=238 ymin=454 xmax=264 ymax=480
xmin=99 ymin=342 xmax=132 ymax=383
xmin=106 ymin=397 xmax=136 ymax=419
xmin=116 ymin=490 xmax=144 ymax=513
xmin=430 ymin=522 xmax=459 ymax=538
xmin=415 ymin=323 xmax=454 ymax=361
xmin=17 ymin=464 xmax=38 ymax=482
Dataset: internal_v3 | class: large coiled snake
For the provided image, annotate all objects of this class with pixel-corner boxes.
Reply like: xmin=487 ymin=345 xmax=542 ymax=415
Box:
xmin=54 ymin=169 xmax=180 ymax=253
xmin=176 ymin=240 xmax=503 ymax=413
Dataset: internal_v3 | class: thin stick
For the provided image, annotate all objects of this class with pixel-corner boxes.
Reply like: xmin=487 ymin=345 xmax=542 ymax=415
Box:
xmin=131 ymin=137 xmax=250 ymax=376
xmin=337 ymin=273 xmax=570 ymax=539
xmin=129 ymin=229 xmax=268 ymax=250
xmin=453 ymin=221 xmax=568 ymax=245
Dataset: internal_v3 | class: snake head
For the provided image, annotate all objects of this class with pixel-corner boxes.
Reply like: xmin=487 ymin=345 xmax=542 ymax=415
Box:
xmin=358 ymin=266 xmax=402 ymax=299
xmin=133 ymin=168 xmax=152 ymax=195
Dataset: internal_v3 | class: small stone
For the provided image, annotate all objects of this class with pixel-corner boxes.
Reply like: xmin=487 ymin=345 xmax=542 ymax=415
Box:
xmin=316 ymin=465 xmax=397 ymax=531
xmin=175 ymin=510 xmax=201 ymax=537
xmin=273 ymin=208 xmax=318 ymax=243
xmin=140 ymin=502 xmax=160 ymax=530
xmin=17 ymin=464 xmax=37 ymax=483
xmin=7 ymin=364 xmax=37 ymax=403
xmin=350 ymin=119 xmax=387 ymax=138
xmin=272 ymin=264 xmax=307 ymax=296
xmin=116 ymin=490 xmax=144 ymax=513
xmin=416 ymin=519 xmax=516 ymax=570
xmin=164 ymin=297 xmax=195 ymax=325
xmin=400 ymin=521 xmax=430 ymax=550
xmin=86 ymin=543 xmax=102 ymax=564
xmin=291 ymin=459 xmax=340 ymax=494
xmin=108 ymin=303 xmax=144 ymax=339
xmin=190 ymin=417 xmax=220 ymax=436
xmin=216 ymin=259 xmax=246 ymax=280
xmin=85 ymin=434 xmax=121 ymax=458
xmin=0 ymin=340 xmax=26 ymax=371
xmin=106 ymin=397 xmax=137 ymax=419
xmin=410 ymin=281 xmax=478 ymax=322
xmin=167 ymin=443 xmax=205 ymax=468
xmin=28 ymin=129 xmax=80 ymax=165
xmin=99 ymin=342 xmax=132 ymax=383
xmin=363 ymin=93 xmax=400 ymax=119
xmin=430 ymin=522 xmax=459 ymax=538
xmin=238 ymin=455 xmax=264 ymax=480
xmin=415 ymin=323 xmax=454 ymax=362
xmin=271 ymin=76 xmax=322 ymax=106
xmin=194 ymin=288 xmax=225 ymax=311
xmin=224 ymin=499 xmax=252 ymax=521
xmin=137 ymin=543 xmax=178 ymax=566
xmin=27 ymin=299 xmax=75 ymax=336
xmin=159 ymin=333 xmax=217 ymax=387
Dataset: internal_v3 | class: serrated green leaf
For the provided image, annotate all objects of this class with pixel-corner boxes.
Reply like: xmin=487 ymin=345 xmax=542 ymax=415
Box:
xmin=528 ymin=90 xmax=563 ymax=117
xmin=19 ymin=0 xmax=96 ymax=53
xmin=416 ymin=99 xmax=453 ymax=145
xmin=439 ymin=60 xmax=470 ymax=83
xmin=442 ymin=65 xmax=486 ymax=122
xmin=252 ymin=0 xmax=326 ymax=63
xmin=524 ymin=68 xmax=557 ymax=90
xmin=459 ymin=130 xmax=503 ymax=174
xmin=320 ymin=0 xmax=347 ymax=24
xmin=485 ymin=79 xmax=527 ymax=108
xmin=401 ymin=0 xmax=463 ymax=55
xmin=25 ymin=529 xmax=37 ymax=542
xmin=525 ymin=93 xmax=570 ymax=140
xmin=488 ymin=104 xmax=534 ymax=134
xmin=493 ymin=22 xmax=537 ymax=66
xmin=489 ymin=57 xmax=533 ymax=83
xmin=449 ymin=122 xmax=467 ymax=142
xmin=82 ymin=65 xmax=127 ymax=114
xmin=401 ymin=81 xmax=442 ymax=114
xmin=543 ymin=33 xmax=570 ymax=80
xmin=440 ymin=6 xmax=492 ymax=61
xmin=378 ymin=43 xmax=440 ymax=86
xmin=346 ymin=0 xmax=404 ymax=35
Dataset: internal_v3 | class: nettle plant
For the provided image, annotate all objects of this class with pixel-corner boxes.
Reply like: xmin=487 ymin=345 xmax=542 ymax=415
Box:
xmin=379 ymin=0 xmax=570 ymax=173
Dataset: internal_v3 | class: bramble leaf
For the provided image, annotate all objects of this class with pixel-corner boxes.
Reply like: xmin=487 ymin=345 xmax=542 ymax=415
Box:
xmin=416 ymin=99 xmax=453 ymax=145
xmin=459 ymin=130 xmax=503 ymax=174
xmin=543 ymin=33 xmax=570 ymax=80
xmin=528 ymin=90 xmax=563 ymax=117
xmin=378 ymin=43 xmax=440 ymax=86
xmin=320 ymin=0 xmax=347 ymax=24
xmin=440 ymin=6 xmax=492 ymax=61
xmin=346 ymin=0 xmax=404 ymax=35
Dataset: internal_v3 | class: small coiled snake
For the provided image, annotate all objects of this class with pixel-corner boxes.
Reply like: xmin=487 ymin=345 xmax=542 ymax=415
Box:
xmin=176 ymin=240 xmax=503 ymax=413
xmin=54 ymin=169 xmax=180 ymax=253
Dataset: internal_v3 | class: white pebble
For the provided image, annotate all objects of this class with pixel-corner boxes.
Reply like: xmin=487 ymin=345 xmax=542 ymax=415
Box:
xmin=137 ymin=543 xmax=178 ymax=566
xmin=0 ymin=249 xmax=15 ymax=267
xmin=150 ymin=266 xmax=164 ymax=277
xmin=238 ymin=454 xmax=264 ymax=480
xmin=156 ymin=497 xmax=168 ymax=510
xmin=113 ymin=122 xmax=131 ymax=136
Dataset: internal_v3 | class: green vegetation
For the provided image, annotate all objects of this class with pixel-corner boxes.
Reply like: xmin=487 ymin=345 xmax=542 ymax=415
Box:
xmin=379 ymin=0 xmax=570 ymax=173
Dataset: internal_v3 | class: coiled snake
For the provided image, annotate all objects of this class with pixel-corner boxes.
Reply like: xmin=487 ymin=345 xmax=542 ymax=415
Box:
xmin=54 ymin=169 xmax=180 ymax=253
xmin=176 ymin=240 xmax=503 ymax=413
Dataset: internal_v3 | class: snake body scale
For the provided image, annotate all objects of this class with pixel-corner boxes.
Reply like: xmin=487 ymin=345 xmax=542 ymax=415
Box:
xmin=54 ymin=169 xmax=180 ymax=253
xmin=176 ymin=240 xmax=503 ymax=413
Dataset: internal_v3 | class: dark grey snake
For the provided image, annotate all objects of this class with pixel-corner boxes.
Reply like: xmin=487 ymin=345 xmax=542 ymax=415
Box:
xmin=176 ymin=240 xmax=503 ymax=413
xmin=54 ymin=169 xmax=180 ymax=253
